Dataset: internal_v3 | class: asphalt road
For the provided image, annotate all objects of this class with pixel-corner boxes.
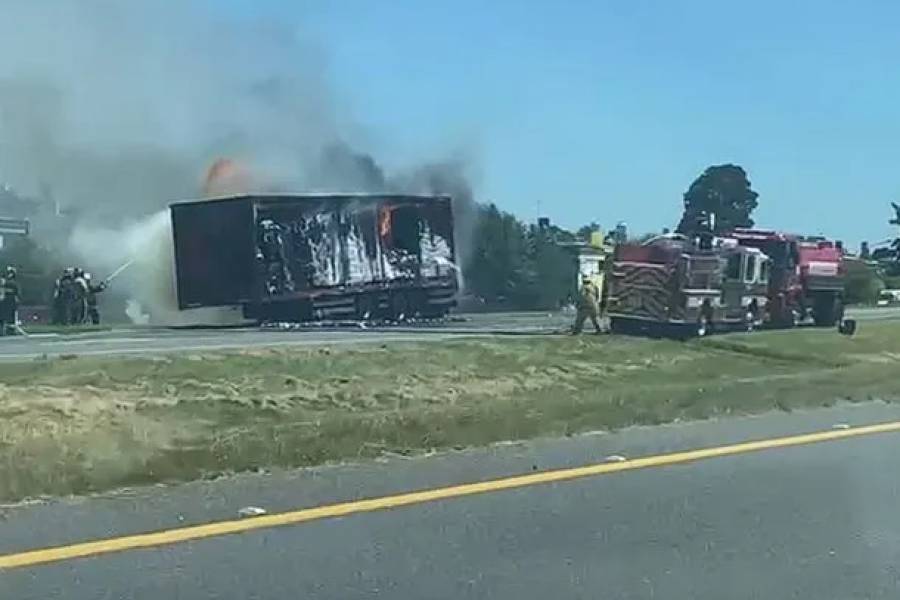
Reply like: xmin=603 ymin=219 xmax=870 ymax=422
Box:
xmin=3 ymin=402 xmax=900 ymax=599
xmin=0 ymin=307 xmax=895 ymax=362
xmin=0 ymin=311 xmax=569 ymax=361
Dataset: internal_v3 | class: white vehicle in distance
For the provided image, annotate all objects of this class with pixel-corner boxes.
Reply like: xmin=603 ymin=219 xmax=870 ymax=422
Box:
xmin=876 ymin=289 xmax=900 ymax=306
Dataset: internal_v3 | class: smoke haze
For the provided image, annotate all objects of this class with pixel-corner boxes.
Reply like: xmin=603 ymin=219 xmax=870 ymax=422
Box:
xmin=0 ymin=0 xmax=342 ymax=219
xmin=0 ymin=1 xmax=476 ymax=323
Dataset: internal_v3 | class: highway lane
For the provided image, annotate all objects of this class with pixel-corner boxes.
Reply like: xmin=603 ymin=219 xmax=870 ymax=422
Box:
xmin=0 ymin=306 xmax=893 ymax=362
xmin=0 ymin=312 xmax=570 ymax=361
xmin=0 ymin=328 xmax=476 ymax=361
xmin=2 ymin=402 xmax=900 ymax=599
xmin=847 ymin=305 xmax=900 ymax=321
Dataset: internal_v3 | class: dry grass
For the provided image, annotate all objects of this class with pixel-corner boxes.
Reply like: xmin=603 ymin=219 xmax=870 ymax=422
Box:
xmin=1 ymin=323 xmax=899 ymax=502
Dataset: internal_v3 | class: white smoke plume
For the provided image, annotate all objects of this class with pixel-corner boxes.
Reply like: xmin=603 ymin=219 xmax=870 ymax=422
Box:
xmin=0 ymin=2 xmax=338 ymax=324
xmin=70 ymin=212 xmax=251 ymax=325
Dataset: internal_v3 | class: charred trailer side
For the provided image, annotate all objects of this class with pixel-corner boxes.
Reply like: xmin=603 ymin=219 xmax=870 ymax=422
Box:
xmin=170 ymin=194 xmax=459 ymax=322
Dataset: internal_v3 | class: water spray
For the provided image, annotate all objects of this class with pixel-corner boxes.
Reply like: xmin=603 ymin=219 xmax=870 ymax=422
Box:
xmin=103 ymin=259 xmax=135 ymax=285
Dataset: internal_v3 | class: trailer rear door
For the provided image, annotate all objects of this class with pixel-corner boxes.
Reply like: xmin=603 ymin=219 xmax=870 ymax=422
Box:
xmin=170 ymin=197 xmax=256 ymax=309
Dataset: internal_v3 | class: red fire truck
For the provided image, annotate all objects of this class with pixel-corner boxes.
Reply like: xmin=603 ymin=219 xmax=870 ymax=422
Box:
xmin=607 ymin=234 xmax=770 ymax=337
xmin=727 ymin=229 xmax=845 ymax=327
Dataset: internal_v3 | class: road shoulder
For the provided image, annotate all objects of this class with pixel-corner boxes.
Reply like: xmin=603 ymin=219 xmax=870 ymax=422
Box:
xmin=2 ymin=401 xmax=899 ymax=559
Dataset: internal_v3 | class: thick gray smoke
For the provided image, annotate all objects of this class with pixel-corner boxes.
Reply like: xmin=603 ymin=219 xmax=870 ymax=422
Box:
xmin=0 ymin=1 xmax=338 ymax=219
xmin=307 ymin=144 xmax=478 ymax=267
xmin=0 ymin=1 xmax=477 ymax=324
xmin=389 ymin=158 xmax=479 ymax=270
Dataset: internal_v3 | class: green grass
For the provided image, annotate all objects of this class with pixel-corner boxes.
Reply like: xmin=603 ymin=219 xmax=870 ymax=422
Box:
xmin=1 ymin=323 xmax=900 ymax=502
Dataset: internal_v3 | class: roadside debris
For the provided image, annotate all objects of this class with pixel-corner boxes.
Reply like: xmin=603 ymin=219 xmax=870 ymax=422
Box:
xmin=238 ymin=506 xmax=267 ymax=518
xmin=604 ymin=454 xmax=628 ymax=463
xmin=261 ymin=315 xmax=466 ymax=331
xmin=832 ymin=423 xmax=851 ymax=430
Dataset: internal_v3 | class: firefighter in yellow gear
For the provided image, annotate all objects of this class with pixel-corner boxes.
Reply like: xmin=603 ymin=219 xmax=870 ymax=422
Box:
xmin=572 ymin=275 xmax=602 ymax=334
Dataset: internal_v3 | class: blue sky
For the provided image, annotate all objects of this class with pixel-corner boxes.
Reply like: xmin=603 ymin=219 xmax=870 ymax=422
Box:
xmin=218 ymin=0 xmax=900 ymax=247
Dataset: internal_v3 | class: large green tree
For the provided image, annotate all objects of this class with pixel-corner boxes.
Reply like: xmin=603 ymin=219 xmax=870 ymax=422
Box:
xmin=463 ymin=206 xmax=578 ymax=310
xmin=520 ymin=224 xmax=578 ymax=309
xmin=843 ymin=258 xmax=883 ymax=305
xmin=676 ymin=164 xmax=759 ymax=234
xmin=464 ymin=204 xmax=531 ymax=306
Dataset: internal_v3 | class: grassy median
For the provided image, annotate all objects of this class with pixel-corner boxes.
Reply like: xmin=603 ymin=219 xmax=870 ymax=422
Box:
xmin=1 ymin=322 xmax=899 ymax=502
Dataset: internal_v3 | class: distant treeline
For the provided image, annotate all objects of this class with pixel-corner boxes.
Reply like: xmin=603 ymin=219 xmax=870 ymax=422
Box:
xmin=0 ymin=159 xmax=889 ymax=314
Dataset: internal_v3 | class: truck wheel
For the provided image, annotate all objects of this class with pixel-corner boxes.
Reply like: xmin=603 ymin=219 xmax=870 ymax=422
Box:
xmin=696 ymin=300 xmax=714 ymax=337
xmin=389 ymin=292 xmax=410 ymax=322
xmin=813 ymin=296 xmax=838 ymax=327
xmin=609 ymin=317 xmax=630 ymax=335
xmin=838 ymin=318 xmax=857 ymax=336
xmin=406 ymin=290 xmax=428 ymax=319
xmin=744 ymin=312 xmax=755 ymax=333
xmin=778 ymin=308 xmax=798 ymax=328
xmin=696 ymin=316 xmax=711 ymax=337
xmin=744 ymin=300 xmax=759 ymax=333
xmin=354 ymin=294 xmax=376 ymax=321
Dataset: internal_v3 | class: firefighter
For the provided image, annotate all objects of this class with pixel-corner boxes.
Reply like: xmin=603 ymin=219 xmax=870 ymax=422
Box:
xmin=51 ymin=269 xmax=73 ymax=325
xmin=572 ymin=275 xmax=602 ymax=335
xmin=70 ymin=267 xmax=88 ymax=325
xmin=0 ymin=266 xmax=20 ymax=335
xmin=83 ymin=273 xmax=107 ymax=325
xmin=257 ymin=220 xmax=293 ymax=295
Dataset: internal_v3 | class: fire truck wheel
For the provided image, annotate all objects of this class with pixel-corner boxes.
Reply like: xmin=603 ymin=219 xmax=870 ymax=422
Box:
xmin=838 ymin=318 xmax=857 ymax=336
xmin=813 ymin=299 xmax=830 ymax=326
xmin=745 ymin=301 xmax=759 ymax=333
xmin=609 ymin=317 xmax=626 ymax=335
xmin=610 ymin=317 xmax=636 ymax=335
xmin=696 ymin=300 xmax=714 ymax=337
xmin=744 ymin=313 xmax=755 ymax=333
xmin=814 ymin=296 xmax=842 ymax=327
xmin=696 ymin=316 xmax=711 ymax=337
xmin=781 ymin=309 xmax=798 ymax=328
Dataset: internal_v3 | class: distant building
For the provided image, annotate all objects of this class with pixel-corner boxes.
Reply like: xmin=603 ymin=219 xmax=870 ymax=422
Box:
xmin=0 ymin=183 xmax=77 ymax=247
xmin=0 ymin=186 xmax=34 ymax=248
xmin=0 ymin=217 xmax=30 ymax=249
xmin=557 ymin=229 xmax=615 ymax=304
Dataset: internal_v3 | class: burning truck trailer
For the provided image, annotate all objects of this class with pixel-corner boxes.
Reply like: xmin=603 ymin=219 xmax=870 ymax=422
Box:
xmin=169 ymin=193 xmax=459 ymax=324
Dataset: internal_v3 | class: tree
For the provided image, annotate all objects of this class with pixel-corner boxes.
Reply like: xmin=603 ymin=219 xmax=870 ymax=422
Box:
xmin=462 ymin=206 xmax=579 ymax=310
xmin=576 ymin=222 xmax=600 ymax=242
xmin=521 ymin=224 xmax=578 ymax=309
xmin=676 ymin=164 xmax=758 ymax=234
xmin=843 ymin=258 xmax=883 ymax=305
xmin=463 ymin=204 xmax=531 ymax=306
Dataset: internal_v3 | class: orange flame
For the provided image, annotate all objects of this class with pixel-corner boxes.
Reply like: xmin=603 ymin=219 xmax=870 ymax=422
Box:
xmin=378 ymin=206 xmax=392 ymax=240
xmin=203 ymin=158 xmax=252 ymax=197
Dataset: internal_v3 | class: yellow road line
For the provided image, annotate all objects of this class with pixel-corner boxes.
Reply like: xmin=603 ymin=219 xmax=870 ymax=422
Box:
xmin=2 ymin=419 xmax=899 ymax=571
